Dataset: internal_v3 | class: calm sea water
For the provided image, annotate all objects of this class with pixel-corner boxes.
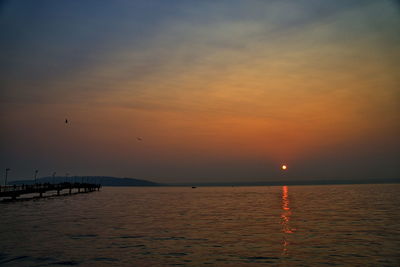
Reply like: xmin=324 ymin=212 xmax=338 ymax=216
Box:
xmin=1 ymin=184 xmax=399 ymax=266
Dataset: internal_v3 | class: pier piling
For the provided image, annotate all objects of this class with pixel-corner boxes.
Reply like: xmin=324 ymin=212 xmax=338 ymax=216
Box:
xmin=0 ymin=182 xmax=101 ymax=201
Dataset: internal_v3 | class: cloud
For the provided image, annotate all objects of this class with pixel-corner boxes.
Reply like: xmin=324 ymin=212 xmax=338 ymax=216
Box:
xmin=1 ymin=0 xmax=399 ymax=180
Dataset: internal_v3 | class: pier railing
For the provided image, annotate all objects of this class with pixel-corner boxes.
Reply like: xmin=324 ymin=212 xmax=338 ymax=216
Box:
xmin=0 ymin=182 xmax=101 ymax=200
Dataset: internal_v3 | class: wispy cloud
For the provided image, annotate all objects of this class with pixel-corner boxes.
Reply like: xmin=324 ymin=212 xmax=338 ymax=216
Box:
xmin=1 ymin=0 xmax=399 ymax=180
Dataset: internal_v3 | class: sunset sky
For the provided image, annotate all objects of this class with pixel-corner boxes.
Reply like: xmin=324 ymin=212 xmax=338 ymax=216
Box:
xmin=1 ymin=0 xmax=399 ymax=183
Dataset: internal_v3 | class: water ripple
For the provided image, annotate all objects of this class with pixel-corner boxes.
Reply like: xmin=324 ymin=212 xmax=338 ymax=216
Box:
xmin=1 ymin=185 xmax=399 ymax=266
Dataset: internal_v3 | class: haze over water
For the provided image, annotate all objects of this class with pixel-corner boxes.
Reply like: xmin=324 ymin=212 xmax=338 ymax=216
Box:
xmin=1 ymin=184 xmax=399 ymax=266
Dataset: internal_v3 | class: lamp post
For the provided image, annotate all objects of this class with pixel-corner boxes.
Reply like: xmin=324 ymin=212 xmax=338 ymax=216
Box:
xmin=34 ymin=169 xmax=39 ymax=184
xmin=4 ymin=168 xmax=10 ymax=186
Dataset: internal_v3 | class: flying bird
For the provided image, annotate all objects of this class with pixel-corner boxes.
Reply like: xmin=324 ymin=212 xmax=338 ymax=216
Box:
xmin=136 ymin=137 xmax=143 ymax=141
xmin=65 ymin=118 xmax=68 ymax=124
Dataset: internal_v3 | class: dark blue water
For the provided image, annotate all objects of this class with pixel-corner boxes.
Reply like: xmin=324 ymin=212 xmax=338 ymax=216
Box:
xmin=1 ymin=184 xmax=399 ymax=266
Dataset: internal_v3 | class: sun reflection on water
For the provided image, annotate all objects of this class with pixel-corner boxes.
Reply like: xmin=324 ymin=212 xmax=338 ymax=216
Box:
xmin=281 ymin=185 xmax=295 ymax=255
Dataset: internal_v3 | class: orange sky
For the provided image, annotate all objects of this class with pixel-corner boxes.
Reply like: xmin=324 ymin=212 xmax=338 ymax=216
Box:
xmin=1 ymin=0 xmax=399 ymax=182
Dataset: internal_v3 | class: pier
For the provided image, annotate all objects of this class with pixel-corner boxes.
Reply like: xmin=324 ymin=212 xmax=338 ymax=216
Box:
xmin=0 ymin=182 xmax=101 ymax=201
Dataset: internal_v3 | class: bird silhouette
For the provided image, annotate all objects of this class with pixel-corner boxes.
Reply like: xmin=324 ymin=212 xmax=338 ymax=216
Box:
xmin=136 ymin=137 xmax=142 ymax=141
xmin=65 ymin=119 xmax=68 ymax=124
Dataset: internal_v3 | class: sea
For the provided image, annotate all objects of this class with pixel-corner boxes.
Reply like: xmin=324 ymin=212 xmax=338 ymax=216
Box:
xmin=1 ymin=184 xmax=399 ymax=266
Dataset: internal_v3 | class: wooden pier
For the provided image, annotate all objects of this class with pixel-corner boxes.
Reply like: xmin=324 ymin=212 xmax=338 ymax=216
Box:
xmin=0 ymin=182 xmax=101 ymax=201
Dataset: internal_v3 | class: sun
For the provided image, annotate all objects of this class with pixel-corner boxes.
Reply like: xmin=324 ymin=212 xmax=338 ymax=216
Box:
xmin=281 ymin=164 xmax=287 ymax=170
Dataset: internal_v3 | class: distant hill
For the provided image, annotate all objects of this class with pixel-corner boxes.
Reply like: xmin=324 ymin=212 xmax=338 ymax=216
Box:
xmin=10 ymin=176 xmax=160 ymax=186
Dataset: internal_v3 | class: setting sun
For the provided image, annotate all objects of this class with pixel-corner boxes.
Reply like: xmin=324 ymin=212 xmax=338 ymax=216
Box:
xmin=282 ymin=165 xmax=288 ymax=170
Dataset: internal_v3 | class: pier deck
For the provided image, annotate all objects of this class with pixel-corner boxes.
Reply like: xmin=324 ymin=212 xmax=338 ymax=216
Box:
xmin=0 ymin=182 xmax=101 ymax=200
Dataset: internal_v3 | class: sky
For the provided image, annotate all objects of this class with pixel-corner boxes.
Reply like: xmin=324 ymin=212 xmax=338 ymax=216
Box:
xmin=1 ymin=0 xmax=399 ymax=183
